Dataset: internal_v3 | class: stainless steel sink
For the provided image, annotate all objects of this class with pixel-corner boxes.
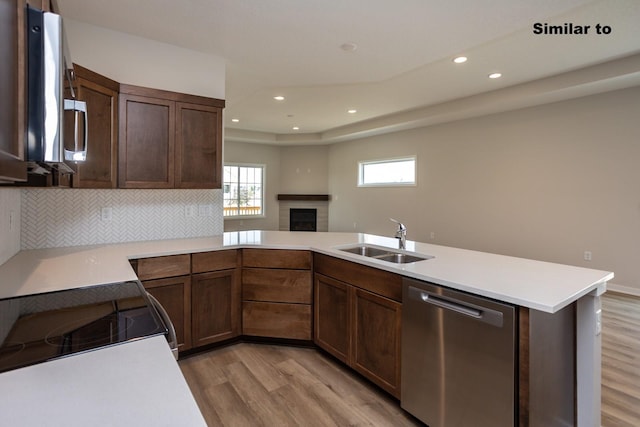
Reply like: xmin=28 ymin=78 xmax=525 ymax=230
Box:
xmin=377 ymin=253 xmax=429 ymax=264
xmin=340 ymin=245 xmax=392 ymax=258
xmin=338 ymin=244 xmax=433 ymax=264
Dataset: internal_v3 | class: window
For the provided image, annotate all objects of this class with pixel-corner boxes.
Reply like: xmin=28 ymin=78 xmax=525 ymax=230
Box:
xmin=358 ymin=156 xmax=416 ymax=187
xmin=223 ymin=164 xmax=265 ymax=217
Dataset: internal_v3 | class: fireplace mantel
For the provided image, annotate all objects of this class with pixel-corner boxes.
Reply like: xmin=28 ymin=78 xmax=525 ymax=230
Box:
xmin=277 ymin=194 xmax=330 ymax=201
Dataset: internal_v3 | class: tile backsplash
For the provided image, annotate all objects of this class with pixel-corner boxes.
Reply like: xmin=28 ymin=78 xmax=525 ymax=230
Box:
xmin=21 ymin=188 xmax=224 ymax=249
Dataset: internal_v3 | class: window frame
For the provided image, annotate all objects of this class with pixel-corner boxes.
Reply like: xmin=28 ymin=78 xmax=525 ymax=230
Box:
xmin=357 ymin=156 xmax=417 ymax=187
xmin=223 ymin=163 xmax=266 ymax=219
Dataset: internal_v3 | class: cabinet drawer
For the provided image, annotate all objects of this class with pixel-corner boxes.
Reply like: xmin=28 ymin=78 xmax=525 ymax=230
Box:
xmin=242 ymin=301 xmax=311 ymax=340
xmin=242 ymin=249 xmax=311 ymax=270
xmin=242 ymin=268 xmax=311 ymax=304
xmin=313 ymin=253 xmax=402 ymax=302
xmin=192 ymin=250 xmax=239 ymax=274
xmin=136 ymin=254 xmax=190 ymax=281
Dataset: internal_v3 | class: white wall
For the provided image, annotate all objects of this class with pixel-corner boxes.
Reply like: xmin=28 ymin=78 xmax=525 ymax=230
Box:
xmin=279 ymin=146 xmax=329 ymax=194
xmin=65 ymin=19 xmax=225 ymax=99
xmin=328 ymin=86 xmax=640 ymax=292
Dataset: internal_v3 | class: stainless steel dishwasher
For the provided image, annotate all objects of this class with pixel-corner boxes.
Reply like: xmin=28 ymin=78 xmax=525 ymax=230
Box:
xmin=402 ymin=278 xmax=516 ymax=427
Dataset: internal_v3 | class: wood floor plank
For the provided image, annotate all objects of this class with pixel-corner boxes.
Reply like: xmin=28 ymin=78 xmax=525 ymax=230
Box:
xmin=274 ymin=358 xmax=372 ymax=426
xmin=229 ymin=343 xmax=291 ymax=392
xmin=601 ymin=292 xmax=640 ymax=427
xmin=224 ymin=360 xmax=297 ymax=426
xmin=206 ymin=380 xmax=266 ymax=426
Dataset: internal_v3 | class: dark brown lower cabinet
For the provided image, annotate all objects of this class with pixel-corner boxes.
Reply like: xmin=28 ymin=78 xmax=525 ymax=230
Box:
xmin=142 ymin=275 xmax=192 ymax=352
xmin=314 ymin=272 xmax=402 ymax=398
xmin=241 ymin=249 xmax=313 ymax=340
xmin=352 ymin=287 xmax=401 ymax=398
xmin=314 ymin=274 xmax=350 ymax=363
xmin=134 ymin=251 xmax=240 ymax=354
xmin=191 ymin=269 xmax=241 ymax=347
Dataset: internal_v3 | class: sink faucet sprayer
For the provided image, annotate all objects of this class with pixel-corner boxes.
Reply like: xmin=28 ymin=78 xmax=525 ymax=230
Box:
xmin=390 ymin=218 xmax=407 ymax=249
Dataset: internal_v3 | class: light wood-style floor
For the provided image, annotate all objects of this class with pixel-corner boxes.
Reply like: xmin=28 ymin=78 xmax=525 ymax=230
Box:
xmin=180 ymin=292 xmax=640 ymax=427
xmin=601 ymin=292 xmax=640 ymax=427
xmin=179 ymin=343 xmax=420 ymax=426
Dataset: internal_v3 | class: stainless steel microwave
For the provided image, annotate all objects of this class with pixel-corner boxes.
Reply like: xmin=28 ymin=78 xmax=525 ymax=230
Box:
xmin=26 ymin=5 xmax=87 ymax=174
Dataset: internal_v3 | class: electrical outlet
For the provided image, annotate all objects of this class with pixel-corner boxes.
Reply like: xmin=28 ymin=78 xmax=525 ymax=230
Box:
xmin=583 ymin=251 xmax=592 ymax=261
xmin=430 ymin=231 xmax=435 ymax=240
xmin=101 ymin=207 xmax=112 ymax=221
xmin=185 ymin=205 xmax=196 ymax=218
xmin=9 ymin=210 xmax=15 ymax=231
xmin=198 ymin=205 xmax=210 ymax=217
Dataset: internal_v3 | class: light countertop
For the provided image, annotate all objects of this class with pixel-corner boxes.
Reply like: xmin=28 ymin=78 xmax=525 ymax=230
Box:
xmin=0 ymin=335 xmax=207 ymax=427
xmin=0 ymin=230 xmax=613 ymax=313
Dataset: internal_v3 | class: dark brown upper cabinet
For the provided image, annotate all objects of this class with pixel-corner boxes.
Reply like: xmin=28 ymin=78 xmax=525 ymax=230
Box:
xmin=69 ymin=65 xmax=119 ymax=188
xmin=0 ymin=0 xmax=27 ymax=183
xmin=118 ymin=84 xmax=224 ymax=189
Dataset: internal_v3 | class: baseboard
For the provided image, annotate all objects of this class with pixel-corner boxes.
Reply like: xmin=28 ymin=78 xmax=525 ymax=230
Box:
xmin=606 ymin=282 xmax=640 ymax=297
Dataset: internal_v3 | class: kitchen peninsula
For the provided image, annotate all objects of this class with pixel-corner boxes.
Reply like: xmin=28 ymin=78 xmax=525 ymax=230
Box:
xmin=0 ymin=231 xmax=613 ymax=426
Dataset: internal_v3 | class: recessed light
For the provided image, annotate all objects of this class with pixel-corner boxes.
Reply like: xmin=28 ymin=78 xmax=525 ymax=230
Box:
xmin=340 ymin=42 xmax=358 ymax=52
xmin=274 ymin=96 xmax=285 ymax=101
xmin=347 ymin=109 xmax=357 ymax=114
xmin=292 ymin=126 xmax=300 ymax=130
xmin=453 ymin=56 xmax=467 ymax=64
xmin=488 ymin=73 xmax=502 ymax=79
xmin=231 ymin=118 xmax=240 ymax=123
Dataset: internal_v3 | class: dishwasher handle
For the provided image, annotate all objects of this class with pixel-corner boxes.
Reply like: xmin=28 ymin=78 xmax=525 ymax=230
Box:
xmin=408 ymin=286 xmax=504 ymax=327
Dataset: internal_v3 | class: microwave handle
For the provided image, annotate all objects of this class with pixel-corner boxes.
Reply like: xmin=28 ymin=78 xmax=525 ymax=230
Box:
xmin=63 ymin=99 xmax=88 ymax=162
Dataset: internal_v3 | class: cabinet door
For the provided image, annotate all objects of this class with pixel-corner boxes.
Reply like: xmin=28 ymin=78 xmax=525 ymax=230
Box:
xmin=352 ymin=288 xmax=402 ymax=398
xmin=71 ymin=67 xmax=119 ymax=188
xmin=118 ymin=94 xmax=174 ymax=188
xmin=314 ymin=273 xmax=351 ymax=364
xmin=191 ymin=269 xmax=241 ymax=347
xmin=175 ymin=102 xmax=222 ymax=189
xmin=0 ymin=0 xmax=27 ymax=182
xmin=143 ymin=275 xmax=192 ymax=352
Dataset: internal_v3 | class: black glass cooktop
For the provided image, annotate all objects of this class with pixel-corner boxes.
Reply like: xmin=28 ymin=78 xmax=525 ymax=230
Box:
xmin=0 ymin=281 xmax=167 ymax=373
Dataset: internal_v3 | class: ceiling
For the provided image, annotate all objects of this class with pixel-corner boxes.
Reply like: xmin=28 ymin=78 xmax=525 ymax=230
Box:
xmin=57 ymin=0 xmax=640 ymax=144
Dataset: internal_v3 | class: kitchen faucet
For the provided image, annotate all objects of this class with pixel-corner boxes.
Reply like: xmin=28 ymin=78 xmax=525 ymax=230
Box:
xmin=390 ymin=218 xmax=407 ymax=249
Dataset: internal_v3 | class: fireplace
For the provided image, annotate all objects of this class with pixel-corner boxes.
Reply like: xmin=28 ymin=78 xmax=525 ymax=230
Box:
xmin=290 ymin=208 xmax=317 ymax=232
xmin=278 ymin=194 xmax=329 ymax=232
